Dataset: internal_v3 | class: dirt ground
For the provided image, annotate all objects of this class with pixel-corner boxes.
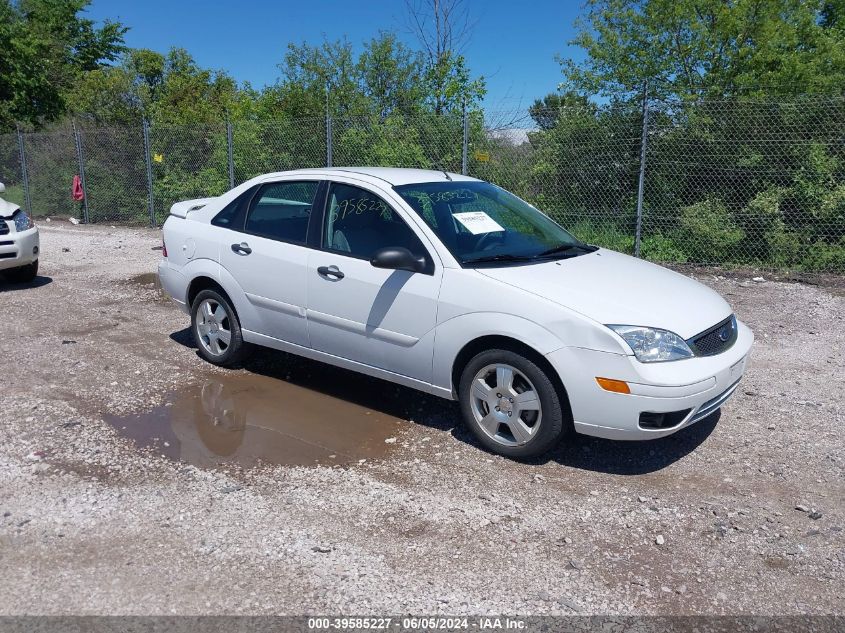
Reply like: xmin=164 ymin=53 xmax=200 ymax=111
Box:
xmin=0 ymin=222 xmax=842 ymax=616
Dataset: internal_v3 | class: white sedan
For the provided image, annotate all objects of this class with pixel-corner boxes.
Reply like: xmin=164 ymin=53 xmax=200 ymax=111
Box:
xmin=158 ymin=168 xmax=753 ymax=458
xmin=0 ymin=182 xmax=39 ymax=283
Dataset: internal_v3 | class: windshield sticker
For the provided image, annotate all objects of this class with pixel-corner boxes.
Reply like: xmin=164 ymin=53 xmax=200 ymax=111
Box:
xmin=452 ymin=211 xmax=505 ymax=235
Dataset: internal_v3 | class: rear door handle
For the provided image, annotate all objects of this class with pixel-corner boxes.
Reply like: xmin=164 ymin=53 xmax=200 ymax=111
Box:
xmin=317 ymin=265 xmax=344 ymax=280
xmin=231 ymin=242 xmax=252 ymax=255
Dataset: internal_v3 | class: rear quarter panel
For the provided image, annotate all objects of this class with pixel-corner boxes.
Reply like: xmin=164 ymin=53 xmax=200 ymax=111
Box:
xmin=162 ymin=215 xmax=219 ymax=269
xmin=162 ymin=214 xmax=261 ymax=330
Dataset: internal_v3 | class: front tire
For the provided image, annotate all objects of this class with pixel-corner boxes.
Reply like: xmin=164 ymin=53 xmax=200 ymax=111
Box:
xmin=191 ymin=289 xmax=245 ymax=367
xmin=3 ymin=260 xmax=38 ymax=283
xmin=458 ymin=348 xmax=568 ymax=459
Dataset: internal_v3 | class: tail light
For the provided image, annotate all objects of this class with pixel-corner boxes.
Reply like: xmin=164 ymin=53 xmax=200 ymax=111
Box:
xmin=162 ymin=238 xmax=168 ymax=258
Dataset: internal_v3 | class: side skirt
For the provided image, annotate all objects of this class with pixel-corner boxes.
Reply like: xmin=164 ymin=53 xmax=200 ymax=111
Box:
xmin=241 ymin=329 xmax=455 ymax=401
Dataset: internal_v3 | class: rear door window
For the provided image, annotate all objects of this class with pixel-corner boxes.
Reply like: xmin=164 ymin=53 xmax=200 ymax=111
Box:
xmin=245 ymin=181 xmax=318 ymax=244
xmin=211 ymin=186 xmax=256 ymax=230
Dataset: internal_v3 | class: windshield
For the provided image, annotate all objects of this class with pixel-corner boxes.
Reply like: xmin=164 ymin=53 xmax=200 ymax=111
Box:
xmin=394 ymin=181 xmax=592 ymax=266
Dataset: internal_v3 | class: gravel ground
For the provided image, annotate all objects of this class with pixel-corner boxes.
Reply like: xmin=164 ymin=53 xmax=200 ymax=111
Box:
xmin=0 ymin=222 xmax=842 ymax=616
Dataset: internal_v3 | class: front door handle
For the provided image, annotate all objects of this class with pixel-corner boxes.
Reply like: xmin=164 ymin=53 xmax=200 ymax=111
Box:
xmin=317 ymin=265 xmax=345 ymax=280
xmin=231 ymin=242 xmax=252 ymax=255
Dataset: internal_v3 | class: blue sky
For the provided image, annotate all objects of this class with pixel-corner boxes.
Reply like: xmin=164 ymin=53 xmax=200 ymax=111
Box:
xmin=85 ymin=0 xmax=585 ymax=112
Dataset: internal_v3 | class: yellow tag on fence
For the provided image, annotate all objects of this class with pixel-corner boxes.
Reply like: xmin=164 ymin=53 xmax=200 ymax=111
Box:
xmin=153 ymin=153 xmax=164 ymax=163
xmin=473 ymin=150 xmax=490 ymax=162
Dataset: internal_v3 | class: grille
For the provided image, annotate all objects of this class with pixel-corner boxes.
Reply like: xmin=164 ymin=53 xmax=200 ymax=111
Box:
xmin=687 ymin=315 xmax=737 ymax=357
xmin=0 ymin=221 xmax=9 ymax=236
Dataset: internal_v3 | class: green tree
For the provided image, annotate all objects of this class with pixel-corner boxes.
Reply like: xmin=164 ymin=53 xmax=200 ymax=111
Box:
xmin=405 ymin=0 xmax=485 ymax=113
xmin=529 ymin=92 xmax=591 ymax=130
xmin=67 ymin=48 xmax=239 ymax=125
xmin=539 ymin=0 xmax=845 ymax=270
xmin=562 ymin=0 xmax=845 ymax=100
xmin=0 ymin=0 xmax=125 ymax=129
xmin=358 ymin=32 xmax=424 ymax=118
xmin=421 ymin=51 xmax=484 ymax=114
xmin=266 ymin=38 xmax=367 ymax=119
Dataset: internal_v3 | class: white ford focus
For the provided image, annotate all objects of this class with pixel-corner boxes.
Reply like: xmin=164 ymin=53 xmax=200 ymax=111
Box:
xmin=159 ymin=168 xmax=753 ymax=458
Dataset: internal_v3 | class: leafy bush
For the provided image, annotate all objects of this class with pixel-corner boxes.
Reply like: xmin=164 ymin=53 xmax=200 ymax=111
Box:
xmin=764 ymin=226 xmax=804 ymax=268
xmin=803 ymin=239 xmax=845 ymax=273
xmin=677 ymin=199 xmax=745 ymax=263
xmin=641 ymin=233 xmax=688 ymax=263
xmin=0 ymin=183 xmax=25 ymax=208
xmin=819 ymin=185 xmax=845 ymax=235
xmin=568 ymin=219 xmax=634 ymax=254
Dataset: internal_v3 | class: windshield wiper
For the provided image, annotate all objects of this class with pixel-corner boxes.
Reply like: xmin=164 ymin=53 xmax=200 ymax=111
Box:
xmin=536 ymin=243 xmax=599 ymax=258
xmin=464 ymin=244 xmax=598 ymax=266
xmin=462 ymin=253 xmax=536 ymax=265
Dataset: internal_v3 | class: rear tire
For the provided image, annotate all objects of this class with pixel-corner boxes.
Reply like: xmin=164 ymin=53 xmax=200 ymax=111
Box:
xmin=190 ymin=289 xmax=245 ymax=367
xmin=3 ymin=260 xmax=38 ymax=283
xmin=458 ymin=348 xmax=568 ymax=459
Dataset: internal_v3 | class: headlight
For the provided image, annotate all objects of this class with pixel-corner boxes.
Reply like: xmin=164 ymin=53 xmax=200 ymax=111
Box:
xmin=607 ymin=325 xmax=694 ymax=362
xmin=12 ymin=210 xmax=34 ymax=231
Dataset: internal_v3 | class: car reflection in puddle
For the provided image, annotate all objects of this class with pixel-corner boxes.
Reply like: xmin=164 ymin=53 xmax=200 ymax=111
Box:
xmin=105 ymin=373 xmax=403 ymax=467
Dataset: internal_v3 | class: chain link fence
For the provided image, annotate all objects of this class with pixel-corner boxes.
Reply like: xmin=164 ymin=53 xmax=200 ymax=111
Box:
xmin=0 ymin=131 xmax=26 ymax=210
xmin=79 ymin=124 xmax=149 ymax=223
xmin=475 ymin=105 xmax=644 ymax=259
xmin=1 ymin=94 xmax=843 ymax=273
xmin=21 ymin=127 xmax=79 ymax=220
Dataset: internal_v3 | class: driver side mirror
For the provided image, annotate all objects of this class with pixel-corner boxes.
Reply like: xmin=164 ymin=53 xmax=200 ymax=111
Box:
xmin=0 ymin=182 xmax=5 ymax=194
xmin=370 ymin=247 xmax=427 ymax=273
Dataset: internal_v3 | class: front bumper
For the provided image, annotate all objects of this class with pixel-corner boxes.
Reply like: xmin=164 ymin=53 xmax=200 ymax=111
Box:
xmin=546 ymin=319 xmax=754 ymax=440
xmin=0 ymin=224 xmax=39 ymax=272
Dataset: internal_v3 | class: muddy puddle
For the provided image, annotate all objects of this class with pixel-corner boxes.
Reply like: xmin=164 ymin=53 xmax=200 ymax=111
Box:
xmin=105 ymin=373 xmax=405 ymax=467
xmin=126 ymin=272 xmax=169 ymax=302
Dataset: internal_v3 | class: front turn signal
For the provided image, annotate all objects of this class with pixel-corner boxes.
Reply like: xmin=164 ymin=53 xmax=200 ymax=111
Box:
xmin=596 ymin=377 xmax=631 ymax=394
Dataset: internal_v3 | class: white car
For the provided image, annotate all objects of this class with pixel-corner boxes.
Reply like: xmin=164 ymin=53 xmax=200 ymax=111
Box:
xmin=0 ymin=182 xmax=39 ymax=283
xmin=159 ymin=168 xmax=753 ymax=458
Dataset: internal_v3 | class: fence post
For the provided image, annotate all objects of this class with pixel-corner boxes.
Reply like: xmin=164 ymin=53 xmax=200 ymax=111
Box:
xmin=461 ymin=106 xmax=469 ymax=175
xmin=634 ymin=81 xmax=649 ymax=258
xmin=16 ymin=125 xmax=32 ymax=216
xmin=226 ymin=121 xmax=235 ymax=189
xmin=326 ymin=116 xmax=333 ymax=168
xmin=142 ymin=119 xmax=155 ymax=227
xmin=72 ymin=120 xmax=90 ymax=224
xmin=325 ymin=81 xmax=333 ymax=168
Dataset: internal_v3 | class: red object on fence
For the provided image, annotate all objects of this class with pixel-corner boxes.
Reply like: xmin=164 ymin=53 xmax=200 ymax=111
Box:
xmin=72 ymin=175 xmax=84 ymax=201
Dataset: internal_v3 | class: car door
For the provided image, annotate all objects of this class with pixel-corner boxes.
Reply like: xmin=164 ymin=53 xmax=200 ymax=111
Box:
xmin=306 ymin=180 xmax=442 ymax=383
xmin=219 ymin=179 xmax=321 ymax=347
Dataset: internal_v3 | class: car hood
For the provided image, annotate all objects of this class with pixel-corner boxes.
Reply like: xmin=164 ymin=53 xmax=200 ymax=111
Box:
xmin=0 ymin=198 xmax=20 ymax=219
xmin=476 ymin=249 xmax=731 ymax=339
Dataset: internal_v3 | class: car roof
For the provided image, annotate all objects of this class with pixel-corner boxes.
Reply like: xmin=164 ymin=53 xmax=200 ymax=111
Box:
xmin=259 ymin=167 xmax=481 ymax=187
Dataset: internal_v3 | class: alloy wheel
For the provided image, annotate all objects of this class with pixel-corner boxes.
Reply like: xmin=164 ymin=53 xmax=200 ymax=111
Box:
xmin=469 ymin=363 xmax=542 ymax=447
xmin=195 ymin=298 xmax=232 ymax=356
